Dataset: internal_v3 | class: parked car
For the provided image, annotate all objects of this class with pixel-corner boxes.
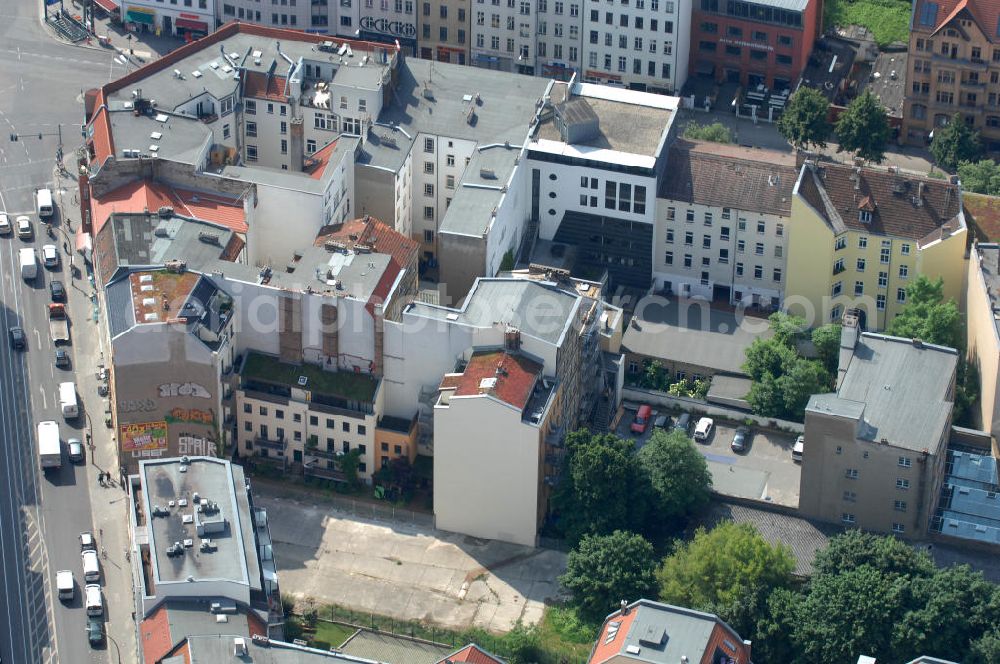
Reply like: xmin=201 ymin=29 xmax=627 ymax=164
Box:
xmin=68 ymin=438 xmax=84 ymax=463
xmin=41 ymin=243 xmax=59 ymax=268
xmin=86 ymin=616 xmax=104 ymax=646
xmin=730 ymin=426 xmax=751 ymax=453
xmin=8 ymin=326 xmax=25 ymax=351
xmin=79 ymin=531 xmax=96 ymax=552
xmin=653 ymin=414 xmax=670 ymax=429
xmin=50 ymin=280 xmax=66 ymax=302
xmin=0 ymin=212 xmax=10 ymax=235
xmin=673 ymin=413 xmax=691 ymax=435
xmin=693 ymin=417 xmax=714 ymax=442
xmin=630 ymin=404 xmax=652 ymax=434
xmin=15 ymin=215 xmax=31 ymax=239
xmin=54 ymin=349 xmax=70 ymax=369
xmin=792 ymin=435 xmax=804 ymax=462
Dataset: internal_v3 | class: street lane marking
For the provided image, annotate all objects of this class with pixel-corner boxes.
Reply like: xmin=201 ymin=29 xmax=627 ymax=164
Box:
xmin=37 ymin=386 xmax=45 ymax=410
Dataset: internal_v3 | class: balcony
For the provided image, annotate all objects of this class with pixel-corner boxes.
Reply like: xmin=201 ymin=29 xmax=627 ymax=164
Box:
xmin=303 ymin=463 xmax=346 ymax=483
xmin=305 ymin=445 xmax=339 ymax=460
xmin=254 ymin=437 xmax=287 ymax=452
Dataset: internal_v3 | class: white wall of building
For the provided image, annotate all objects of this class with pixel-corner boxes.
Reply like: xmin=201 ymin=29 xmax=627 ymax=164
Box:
xmin=653 ymin=197 xmax=787 ymax=305
xmin=484 ymin=159 xmax=529 ymax=277
xmin=433 ymin=393 xmax=541 ymax=546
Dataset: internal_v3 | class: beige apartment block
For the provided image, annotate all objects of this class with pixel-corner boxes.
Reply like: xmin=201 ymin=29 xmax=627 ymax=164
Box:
xmin=799 ymin=313 xmax=956 ymax=538
xmin=903 ymin=0 xmax=1000 ymax=152
xmin=235 ymin=351 xmax=384 ymax=483
xmin=418 ymin=0 xmax=471 ymax=64
xmin=966 ymin=243 xmax=1000 ymax=439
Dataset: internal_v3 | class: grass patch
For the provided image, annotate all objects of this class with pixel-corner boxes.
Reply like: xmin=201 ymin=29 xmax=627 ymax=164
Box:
xmin=242 ymin=351 xmax=379 ymax=402
xmin=312 ymin=620 xmax=356 ymax=649
xmin=538 ymin=605 xmax=600 ymax=659
xmin=823 ymin=0 xmax=911 ymax=47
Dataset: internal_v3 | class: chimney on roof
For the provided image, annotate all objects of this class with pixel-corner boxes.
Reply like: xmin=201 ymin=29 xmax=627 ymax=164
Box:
xmin=852 ymin=166 xmax=862 ymax=190
xmin=620 ymin=599 xmax=628 ymax=616
xmin=838 ymin=309 xmax=861 ymax=388
xmin=915 ymin=181 xmax=925 ymax=207
xmin=912 ymin=338 xmax=924 ymax=348
xmin=743 ymin=641 xmax=753 ymax=660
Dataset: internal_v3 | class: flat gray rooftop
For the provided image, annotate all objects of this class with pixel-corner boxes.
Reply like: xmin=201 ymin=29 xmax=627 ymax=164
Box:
xmin=109 ymin=212 xmax=236 ymax=270
xmin=141 ymin=457 xmax=258 ymax=589
xmin=835 ymin=333 xmax=957 ymax=453
xmin=976 ymin=244 xmax=1000 ymax=338
xmin=405 ymin=278 xmax=580 ymax=346
xmin=438 ymin=145 xmax=519 ymax=236
xmin=623 ymin=298 xmax=773 ymax=375
xmin=265 ymin=246 xmax=393 ymax=302
xmin=339 ymin=629 xmax=451 ymax=663
xmin=108 ymin=110 xmax=211 ymax=164
xmin=186 ymin=634 xmax=372 ymax=662
xmin=536 ymin=95 xmax=671 ymax=156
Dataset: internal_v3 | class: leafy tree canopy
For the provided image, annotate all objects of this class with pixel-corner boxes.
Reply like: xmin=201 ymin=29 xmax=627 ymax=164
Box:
xmin=560 ymin=530 xmax=659 ymax=621
xmin=810 ymin=323 xmax=842 ymax=374
xmin=682 ymin=121 xmax=734 ymax=144
xmin=885 ymin=276 xmax=963 ymax=350
xmin=930 ymin=113 xmax=982 ymax=171
xmin=637 ymin=430 xmax=712 ymax=531
xmin=777 ymin=86 xmax=830 ymax=150
xmin=958 ymin=159 xmax=1000 ymax=196
xmin=835 ymin=90 xmax=891 ymax=164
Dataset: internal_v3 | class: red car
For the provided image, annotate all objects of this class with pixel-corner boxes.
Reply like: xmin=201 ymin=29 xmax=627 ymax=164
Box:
xmin=630 ymin=404 xmax=652 ymax=434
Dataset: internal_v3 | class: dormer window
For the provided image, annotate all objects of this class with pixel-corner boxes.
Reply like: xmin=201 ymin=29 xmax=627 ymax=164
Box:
xmin=859 ymin=210 xmax=873 ymax=224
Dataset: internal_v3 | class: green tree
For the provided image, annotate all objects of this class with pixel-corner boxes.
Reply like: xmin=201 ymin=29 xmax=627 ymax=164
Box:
xmin=777 ymin=86 xmax=830 ymax=150
xmin=553 ymin=430 xmax=649 ymax=543
xmin=835 ymin=90 xmax=891 ymax=164
xmin=560 ymin=530 xmax=659 ymax=621
xmin=743 ymin=336 xmax=798 ymax=382
xmin=752 ymin=588 xmax=801 ymax=664
xmin=682 ymin=121 xmax=734 ymax=144
xmin=641 ymin=359 xmax=669 ymax=390
xmin=810 ymin=323 xmax=842 ymax=374
xmin=970 ymin=630 xmax=1000 ymax=662
xmin=930 ymin=113 xmax=983 ymax=171
xmin=746 ymin=371 xmax=784 ymax=417
xmin=813 ymin=530 xmax=935 ymax=579
xmin=636 ymin=430 xmax=712 ymax=532
xmin=958 ymin=159 xmax=1000 ymax=196
xmin=777 ymin=359 xmax=831 ymax=420
xmin=768 ymin=311 xmax=808 ymax=346
xmin=657 ymin=522 xmax=795 ymax=634
xmin=885 ymin=276 xmax=963 ymax=350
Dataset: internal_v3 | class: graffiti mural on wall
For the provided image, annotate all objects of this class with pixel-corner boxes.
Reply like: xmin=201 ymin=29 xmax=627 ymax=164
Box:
xmin=165 ymin=407 xmax=217 ymax=426
xmin=121 ymin=421 xmax=168 ymax=451
xmin=178 ymin=435 xmax=218 ymax=457
xmin=159 ymin=382 xmax=211 ymax=399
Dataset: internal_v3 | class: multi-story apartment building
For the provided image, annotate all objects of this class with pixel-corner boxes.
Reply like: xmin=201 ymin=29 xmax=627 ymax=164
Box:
xmin=654 ymin=139 xmax=796 ymax=306
xmin=418 ymin=0 xmax=471 ymax=63
xmin=434 ymin=349 xmax=561 ymax=546
xmin=357 ymin=0 xmax=419 ymax=54
xmin=689 ymin=0 xmax=821 ymax=91
xmin=966 ymin=242 xmax=1000 ymax=439
xmin=581 ymin=0 xmax=692 ymax=93
xmin=122 ymin=0 xmax=216 ymax=38
xmin=786 ymin=161 xmax=966 ymax=331
xmin=471 ymin=0 xmax=538 ymax=73
xmin=800 ymin=313 xmax=956 ymax=538
xmin=536 ymin=0 xmax=584 ymax=81
xmin=903 ymin=0 xmax=1000 ymax=152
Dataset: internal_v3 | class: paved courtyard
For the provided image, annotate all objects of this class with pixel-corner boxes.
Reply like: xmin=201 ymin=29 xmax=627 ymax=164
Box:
xmin=256 ymin=490 xmax=566 ymax=633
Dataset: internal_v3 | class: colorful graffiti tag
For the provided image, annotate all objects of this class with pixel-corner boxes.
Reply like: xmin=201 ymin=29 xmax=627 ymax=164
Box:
xmin=120 ymin=421 xmax=168 ymax=452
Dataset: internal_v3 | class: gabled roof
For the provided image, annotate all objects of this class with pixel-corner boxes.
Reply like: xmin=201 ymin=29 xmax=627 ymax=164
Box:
xmin=304 ymin=139 xmax=340 ymax=179
xmin=243 ymin=70 xmax=289 ymax=101
xmin=795 ymin=162 xmax=963 ymax=241
xmin=437 ymin=643 xmax=506 ymax=664
xmin=912 ymin=0 xmax=1000 ymax=39
xmin=659 ymin=139 xmax=797 ymax=217
xmin=90 ymin=179 xmax=248 ymax=235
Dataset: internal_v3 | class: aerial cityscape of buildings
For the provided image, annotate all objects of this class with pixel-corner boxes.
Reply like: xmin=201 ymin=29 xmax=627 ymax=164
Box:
xmin=6 ymin=0 xmax=1000 ymax=659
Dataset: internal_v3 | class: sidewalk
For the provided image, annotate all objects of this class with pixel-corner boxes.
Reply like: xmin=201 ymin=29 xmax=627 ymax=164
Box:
xmin=52 ymin=172 xmax=139 ymax=664
xmin=46 ymin=0 xmax=183 ymax=61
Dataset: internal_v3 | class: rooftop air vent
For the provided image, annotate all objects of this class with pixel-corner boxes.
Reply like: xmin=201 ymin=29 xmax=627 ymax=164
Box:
xmin=198 ymin=232 xmax=220 ymax=245
xmin=422 ymin=87 xmax=435 ymax=101
xmin=480 ymin=168 xmax=496 ymax=179
xmin=297 ymin=376 xmax=308 ymax=387
xmin=157 ymin=206 xmax=173 ymax=217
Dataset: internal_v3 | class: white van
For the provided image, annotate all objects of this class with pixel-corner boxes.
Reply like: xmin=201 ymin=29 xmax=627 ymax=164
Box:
xmin=84 ymin=584 xmax=103 ymax=617
xmin=792 ymin=435 xmax=804 ymax=462
xmin=56 ymin=570 xmax=74 ymax=601
xmin=59 ymin=382 xmax=78 ymax=419
xmin=19 ymin=247 xmax=37 ymax=280
xmin=36 ymin=188 xmax=54 ymax=218
xmin=81 ymin=549 xmax=100 ymax=583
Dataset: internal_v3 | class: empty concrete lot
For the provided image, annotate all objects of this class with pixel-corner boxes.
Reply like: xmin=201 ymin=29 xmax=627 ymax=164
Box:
xmin=256 ymin=491 xmax=566 ymax=633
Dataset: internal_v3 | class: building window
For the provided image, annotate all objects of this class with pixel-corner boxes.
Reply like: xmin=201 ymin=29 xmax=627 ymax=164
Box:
xmin=877 ymin=294 xmax=886 ymax=310
xmin=896 ymin=478 xmax=910 ymax=490
xmin=832 ymin=281 xmax=842 ymax=296
xmin=881 ymin=247 xmax=891 ymax=264
xmin=856 ymin=258 xmax=866 ymax=272
xmin=754 ymin=265 xmax=763 ymax=279
xmin=878 ymin=271 xmax=888 ymax=288
xmin=835 ymin=236 xmax=847 ymax=250
xmin=892 ymin=523 xmax=905 ymax=534
xmin=667 ymin=207 xmax=675 ymax=221
xmin=244 ymin=421 xmax=252 ymax=432
xmin=424 ymin=206 xmax=434 ymax=220
xmin=424 ymin=137 xmax=434 ymax=153
xmin=684 ymin=231 xmax=694 ymax=246
xmin=702 ymin=235 xmax=712 ymax=249
xmin=773 ymin=268 xmax=782 ymax=282
xmin=684 ymin=254 xmax=693 ymax=268
xmin=280 ymin=139 xmax=287 ymax=154
xmin=424 ymin=230 xmax=435 ymax=243
xmin=664 ymin=251 xmax=673 ymax=265
xmin=686 ymin=209 xmax=695 ymax=222
xmin=893 ymin=500 xmax=907 ymax=512
xmin=897 ymin=288 xmax=906 ymax=303
xmin=836 ymin=446 xmax=842 ymax=454
xmin=845 ymin=468 xmax=858 ymax=480
xmin=843 ymin=491 xmax=857 ymax=502
xmin=735 ymin=262 xmax=744 ymax=276
xmin=901 ymin=243 xmax=911 ymax=256
xmin=424 ymin=183 xmax=434 ymax=197
xmin=666 ymin=229 xmax=674 ymax=244
xmin=246 ymin=145 xmax=258 ymax=161
xmin=842 ymin=513 xmax=856 ymax=524
xmin=705 ymin=212 xmax=713 ymax=226
xmin=898 ymin=265 xmax=909 ymax=279
xmin=858 ymin=236 xmax=868 ymax=248
xmin=358 ymin=425 xmax=366 ymax=435
xmin=898 ymin=456 xmax=912 ymax=468
xmin=854 ymin=281 xmax=864 ymax=296
xmin=326 ymin=419 xmax=335 ymax=428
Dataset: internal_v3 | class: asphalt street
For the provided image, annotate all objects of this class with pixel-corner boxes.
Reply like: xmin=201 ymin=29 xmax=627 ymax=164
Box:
xmin=0 ymin=2 xmax=134 ymax=662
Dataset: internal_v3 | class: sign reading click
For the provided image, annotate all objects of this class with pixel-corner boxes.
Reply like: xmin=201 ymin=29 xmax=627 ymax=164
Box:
xmin=360 ymin=15 xmax=416 ymax=38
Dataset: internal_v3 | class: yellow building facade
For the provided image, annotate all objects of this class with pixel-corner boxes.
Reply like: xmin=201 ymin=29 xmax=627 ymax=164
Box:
xmin=786 ymin=162 xmax=966 ymax=330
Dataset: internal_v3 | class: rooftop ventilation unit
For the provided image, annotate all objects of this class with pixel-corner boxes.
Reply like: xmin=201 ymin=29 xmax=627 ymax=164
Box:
xmin=422 ymin=87 xmax=435 ymax=101
xmin=173 ymin=69 xmax=183 ymax=79
xmin=297 ymin=376 xmax=308 ymax=387
xmin=319 ymin=41 xmax=336 ymax=52
xmin=233 ymin=638 xmax=248 ymax=656
xmin=480 ymin=168 xmax=496 ymax=180
xmin=157 ymin=206 xmax=173 ymax=217
xmin=198 ymin=232 xmax=220 ymax=245
xmin=191 ymin=70 xmax=203 ymax=78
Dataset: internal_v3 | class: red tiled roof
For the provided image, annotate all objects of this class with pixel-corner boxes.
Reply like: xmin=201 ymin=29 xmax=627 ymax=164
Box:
xmin=914 ymin=0 xmax=1000 ymax=38
xmin=87 ymin=89 xmax=115 ymax=167
xmin=964 ymin=193 xmax=1000 ymax=241
xmin=242 ymin=71 xmax=289 ymax=102
xmin=314 ymin=216 xmax=418 ymax=270
xmin=366 ymin=260 xmax=401 ymax=317
xmin=90 ymin=180 xmax=248 ymax=235
xmin=587 ymin=608 xmax=639 ymax=664
xmin=141 ymin=604 xmax=175 ymax=664
xmin=439 ymin=644 xmax=506 ymax=664
xmin=305 ymin=139 xmax=340 ymax=179
xmin=449 ymin=351 xmax=541 ymax=410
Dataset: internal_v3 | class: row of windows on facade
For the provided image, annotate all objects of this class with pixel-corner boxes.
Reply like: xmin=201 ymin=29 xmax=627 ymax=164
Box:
xmin=253 ymin=445 xmax=370 ymax=471
xmin=242 ymin=424 xmax=408 ymax=457
xmin=584 ymin=54 xmax=673 ymax=76
xmin=577 ymin=177 xmax=648 ymax=214
xmin=243 ymin=402 xmax=368 ymax=433
xmin=587 ymin=32 xmax=675 ymax=54
xmin=841 ymin=512 xmax=907 ymax=533
xmin=697 ymin=42 xmax=795 ymax=66
xmin=664 ymin=253 xmax=783 ymax=282
xmin=666 ymin=230 xmax=783 ymax=254
xmin=832 ymin=257 xmax=911 ymax=278
xmin=830 ymin=282 xmax=907 ymax=309
xmin=843 ymin=493 xmax=910 ymax=512
xmin=913 ymin=36 xmax=1000 ymax=62
xmin=699 ymin=0 xmax=804 ymax=28
xmin=834 ymin=235 xmax=910 ymax=254
xmin=665 ymin=207 xmax=784 ymax=234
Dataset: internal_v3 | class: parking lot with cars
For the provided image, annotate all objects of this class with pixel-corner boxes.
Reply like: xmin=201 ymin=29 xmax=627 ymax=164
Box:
xmin=618 ymin=403 xmax=802 ymax=507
